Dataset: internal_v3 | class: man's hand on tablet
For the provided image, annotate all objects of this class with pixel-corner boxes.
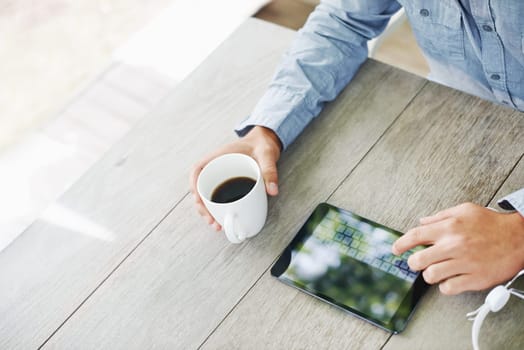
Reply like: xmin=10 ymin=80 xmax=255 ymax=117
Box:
xmin=393 ymin=202 xmax=524 ymax=295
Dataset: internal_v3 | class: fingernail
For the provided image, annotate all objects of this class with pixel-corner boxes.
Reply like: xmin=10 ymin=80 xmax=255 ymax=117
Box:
xmin=268 ymin=182 xmax=278 ymax=194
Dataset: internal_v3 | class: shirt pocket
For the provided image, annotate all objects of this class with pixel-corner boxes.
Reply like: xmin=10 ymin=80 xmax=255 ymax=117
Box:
xmin=402 ymin=0 xmax=465 ymax=60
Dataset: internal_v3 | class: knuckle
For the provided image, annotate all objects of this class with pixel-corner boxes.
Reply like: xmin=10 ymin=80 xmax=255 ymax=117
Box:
xmin=458 ymin=202 xmax=469 ymax=209
xmin=190 ymin=164 xmax=204 ymax=182
xmin=416 ymin=229 xmax=425 ymax=242
xmin=191 ymin=162 xmax=203 ymax=174
xmin=441 ymin=237 xmax=458 ymax=252
xmin=256 ymin=145 xmax=279 ymax=162
xmin=408 ymin=253 xmax=423 ymax=271
xmin=439 ymin=282 xmax=454 ymax=295
xmin=445 ymin=217 xmax=460 ymax=231
xmin=193 ymin=194 xmax=202 ymax=204
xmin=261 ymin=143 xmax=274 ymax=153
xmin=439 ymin=281 xmax=460 ymax=295
xmin=461 ymin=202 xmax=476 ymax=212
xmin=411 ymin=227 xmax=424 ymax=243
xmin=206 ymin=215 xmax=215 ymax=225
xmin=422 ymin=266 xmax=437 ymax=284
xmin=263 ymin=165 xmax=278 ymax=176
xmin=453 ymin=233 xmax=468 ymax=246
xmin=448 ymin=216 xmax=459 ymax=225
xmin=197 ymin=205 xmax=209 ymax=217
xmin=407 ymin=228 xmax=419 ymax=241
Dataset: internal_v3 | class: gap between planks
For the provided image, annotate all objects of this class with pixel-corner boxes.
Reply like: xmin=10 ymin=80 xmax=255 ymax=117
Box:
xmin=196 ymin=80 xmax=429 ymax=349
xmin=37 ymin=192 xmax=191 ymax=349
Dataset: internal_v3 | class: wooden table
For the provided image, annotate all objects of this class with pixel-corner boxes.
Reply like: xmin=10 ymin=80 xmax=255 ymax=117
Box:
xmin=2 ymin=18 xmax=523 ymax=350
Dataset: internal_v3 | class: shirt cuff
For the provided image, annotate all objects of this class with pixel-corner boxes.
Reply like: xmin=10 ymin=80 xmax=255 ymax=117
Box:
xmin=234 ymin=87 xmax=315 ymax=151
xmin=498 ymin=188 xmax=524 ymax=217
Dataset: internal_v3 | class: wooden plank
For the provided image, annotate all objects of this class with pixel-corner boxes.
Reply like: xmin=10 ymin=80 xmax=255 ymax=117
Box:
xmin=254 ymin=0 xmax=315 ymax=31
xmin=201 ymin=269 xmax=388 ymax=350
xmin=80 ymin=78 xmax=150 ymax=122
xmin=0 ymin=19 xmax=297 ymax=349
xmin=64 ymin=97 xmax=133 ymax=143
xmin=100 ymin=63 xmax=175 ymax=110
xmin=40 ymin=55 xmax=426 ymax=349
xmin=42 ymin=114 xmax=111 ymax=160
xmin=42 ymin=63 xmax=161 ymax=159
xmin=488 ymin=156 xmax=524 ymax=209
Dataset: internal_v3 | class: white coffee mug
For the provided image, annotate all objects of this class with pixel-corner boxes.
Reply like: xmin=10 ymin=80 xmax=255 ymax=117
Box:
xmin=197 ymin=153 xmax=268 ymax=243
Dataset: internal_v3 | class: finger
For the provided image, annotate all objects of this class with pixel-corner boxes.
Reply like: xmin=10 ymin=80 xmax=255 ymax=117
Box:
xmin=197 ymin=204 xmax=215 ymax=225
xmin=421 ymin=260 xmax=463 ymax=285
xmin=419 ymin=210 xmax=453 ymax=225
xmin=407 ymin=244 xmax=453 ymax=271
xmin=190 ymin=144 xmax=242 ymax=194
xmin=190 ymin=147 xmax=239 ymax=224
xmin=419 ymin=202 xmax=479 ymax=225
xmin=189 ymin=162 xmax=204 ymax=196
xmin=197 ymin=203 xmax=222 ymax=230
xmin=193 ymin=189 xmax=204 ymax=203
xmin=392 ymin=220 xmax=447 ymax=255
xmin=439 ymin=274 xmax=479 ymax=295
xmin=194 ymin=193 xmax=217 ymax=227
xmin=255 ymin=152 xmax=279 ymax=196
xmin=392 ymin=227 xmax=435 ymax=255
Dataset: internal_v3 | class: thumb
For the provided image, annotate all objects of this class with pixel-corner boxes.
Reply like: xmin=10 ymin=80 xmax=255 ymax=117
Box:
xmin=257 ymin=157 xmax=279 ymax=196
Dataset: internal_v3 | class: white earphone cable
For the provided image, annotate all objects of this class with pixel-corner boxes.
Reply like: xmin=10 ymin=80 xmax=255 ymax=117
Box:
xmin=467 ymin=269 xmax=524 ymax=350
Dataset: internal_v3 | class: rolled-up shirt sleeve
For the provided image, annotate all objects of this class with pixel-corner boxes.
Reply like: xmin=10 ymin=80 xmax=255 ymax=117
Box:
xmin=498 ymin=188 xmax=524 ymax=217
xmin=235 ymin=0 xmax=402 ymax=150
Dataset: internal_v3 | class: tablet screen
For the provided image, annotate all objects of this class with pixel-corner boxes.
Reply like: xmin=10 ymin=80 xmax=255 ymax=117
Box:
xmin=271 ymin=203 xmax=428 ymax=333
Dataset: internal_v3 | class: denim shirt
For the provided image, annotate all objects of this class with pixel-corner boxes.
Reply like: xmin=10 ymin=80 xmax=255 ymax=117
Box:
xmin=235 ymin=0 xmax=524 ymax=215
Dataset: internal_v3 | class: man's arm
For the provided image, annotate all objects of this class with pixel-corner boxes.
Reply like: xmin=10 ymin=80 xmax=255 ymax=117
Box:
xmin=235 ymin=0 xmax=402 ymax=150
xmin=192 ymin=0 xmax=401 ymax=229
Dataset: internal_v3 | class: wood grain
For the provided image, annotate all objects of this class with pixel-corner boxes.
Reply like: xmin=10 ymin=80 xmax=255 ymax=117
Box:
xmin=4 ymin=16 xmax=521 ymax=350
xmin=254 ymin=0 xmax=315 ymax=31
xmin=100 ymin=63 xmax=175 ymax=110
xmin=203 ymin=270 xmax=387 ymax=350
xmin=201 ymin=77 xmax=523 ymax=350
xmin=383 ymin=156 xmax=524 ymax=350
xmin=0 ymin=19 xmax=296 ymax=350
xmin=488 ymin=156 xmax=524 ymax=209
xmin=41 ymin=47 xmax=426 ymax=350
xmin=330 ymin=83 xmax=524 ymax=350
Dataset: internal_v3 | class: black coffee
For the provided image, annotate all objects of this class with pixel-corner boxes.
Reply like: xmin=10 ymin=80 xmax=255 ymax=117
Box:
xmin=211 ymin=177 xmax=256 ymax=203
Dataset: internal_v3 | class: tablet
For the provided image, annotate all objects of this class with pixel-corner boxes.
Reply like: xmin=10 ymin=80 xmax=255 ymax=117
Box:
xmin=271 ymin=203 xmax=429 ymax=333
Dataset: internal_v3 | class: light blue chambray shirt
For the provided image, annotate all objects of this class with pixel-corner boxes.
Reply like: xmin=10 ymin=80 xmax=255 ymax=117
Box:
xmin=235 ymin=0 xmax=524 ymax=215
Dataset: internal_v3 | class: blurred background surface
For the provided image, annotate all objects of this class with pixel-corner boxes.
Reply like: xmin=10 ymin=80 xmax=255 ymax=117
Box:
xmin=0 ymin=0 xmax=428 ymax=251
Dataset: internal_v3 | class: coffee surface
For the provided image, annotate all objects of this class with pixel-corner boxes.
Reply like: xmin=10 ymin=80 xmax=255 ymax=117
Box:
xmin=211 ymin=177 xmax=256 ymax=203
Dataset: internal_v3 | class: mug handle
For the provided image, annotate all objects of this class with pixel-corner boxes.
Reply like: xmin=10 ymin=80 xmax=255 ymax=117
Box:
xmin=224 ymin=213 xmax=246 ymax=244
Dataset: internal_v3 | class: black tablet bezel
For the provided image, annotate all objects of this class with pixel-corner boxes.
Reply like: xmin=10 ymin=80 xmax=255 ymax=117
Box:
xmin=270 ymin=202 xmax=429 ymax=334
